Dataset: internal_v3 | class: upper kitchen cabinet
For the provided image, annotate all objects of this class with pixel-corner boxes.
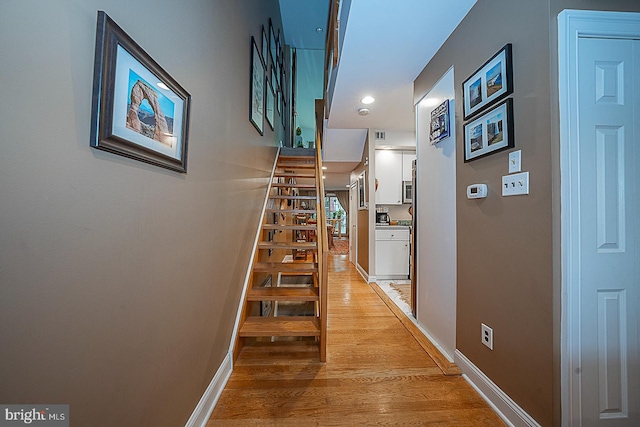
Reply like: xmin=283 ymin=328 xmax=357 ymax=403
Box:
xmin=375 ymin=150 xmax=416 ymax=205
xmin=375 ymin=150 xmax=403 ymax=205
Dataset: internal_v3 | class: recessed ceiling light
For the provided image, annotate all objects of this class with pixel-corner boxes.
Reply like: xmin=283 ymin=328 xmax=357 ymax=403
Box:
xmin=322 ymin=176 xmax=326 ymax=179
xmin=361 ymin=96 xmax=375 ymax=104
xmin=358 ymin=108 xmax=370 ymax=116
xmin=322 ymin=166 xmax=327 ymax=170
xmin=157 ymin=82 xmax=169 ymax=90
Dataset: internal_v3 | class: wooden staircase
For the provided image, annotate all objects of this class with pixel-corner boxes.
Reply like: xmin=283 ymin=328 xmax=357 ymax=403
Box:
xmin=235 ymin=147 xmax=328 ymax=361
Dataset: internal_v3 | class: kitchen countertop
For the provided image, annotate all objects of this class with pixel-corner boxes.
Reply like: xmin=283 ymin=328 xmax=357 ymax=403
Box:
xmin=375 ymin=225 xmax=411 ymax=230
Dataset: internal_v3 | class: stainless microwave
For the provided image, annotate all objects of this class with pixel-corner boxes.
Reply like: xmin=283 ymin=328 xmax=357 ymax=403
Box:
xmin=403 ymin=181 xmax=412 ymax=204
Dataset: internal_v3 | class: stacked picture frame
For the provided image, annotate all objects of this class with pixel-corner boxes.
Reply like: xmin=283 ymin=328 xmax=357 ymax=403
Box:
xmin=461 ymin=43 xmax=514 ymax=162
xmin=250 ymin=18 xmax=288 ymax=135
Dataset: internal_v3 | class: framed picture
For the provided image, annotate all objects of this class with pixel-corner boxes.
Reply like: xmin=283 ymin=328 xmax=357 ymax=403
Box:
xmin=429 ymin=99 xmax=450 ymax=144
xmin=358 ymin=171 xmax=368 ymax=210
xmin=250 ymin=36 xmax=265 ymax=135
xmin=281 ymin=68 xmax=287 ymax=99
xmin=269 ymin=19 xmax=277 ymax=67
xmin=281 ymin=98 xmax=287 ymax=127
xmin=277 ymin=89 xmax=281 ymax=115
xmin=261 ymin=25 xmax=268 ymax=60
xmin=90 ymin=11 xmax=191 ymax=173
xmin=266 ymin=81 xmax=275 ymax=130
xmin=463 ymin=98 xmax=514 ymax=162
xmin=462 ymin=43 xmax=513 ymax=121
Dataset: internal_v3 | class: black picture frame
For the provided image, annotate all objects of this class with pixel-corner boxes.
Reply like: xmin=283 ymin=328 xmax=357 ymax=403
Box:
xmin=358 ymin=171 xmax=367 ymax=210
xmin=90 ymin=11 xmax=191 ymax=173
xmin=462 ymin=43 xmax=513 ymax=121
xmin=249 ymin=36 xmax=265 ymax=135
xmin=261 ymin=25 xmax=268 ymax=61
xmin=266 ymin=80 xmax=275 ymax=131
xmin=269 ymin=19 xmax=277 ymax=68
xmin=463 ymin=98 xmax=514 ymax=162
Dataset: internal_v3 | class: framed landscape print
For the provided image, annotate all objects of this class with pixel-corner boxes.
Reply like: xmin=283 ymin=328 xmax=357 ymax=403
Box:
xmin=462 ymin=43 xmax=513 ymax=120
xmin=90 ymin=11 xmax=191 ymax=173
xmin=463 ymin=98 xmax=514 ymax=162
xmin=250 ymin=36 xmax=265 ymax=135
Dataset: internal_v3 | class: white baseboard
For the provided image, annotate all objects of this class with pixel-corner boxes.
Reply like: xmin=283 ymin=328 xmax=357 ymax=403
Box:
xmin=184 ymin=351 xmax=233 ymax=427
xmin=355 ymin=263 xmax=370 ymax=282
xmin=454 ymin=350 xmax=541 ymax=427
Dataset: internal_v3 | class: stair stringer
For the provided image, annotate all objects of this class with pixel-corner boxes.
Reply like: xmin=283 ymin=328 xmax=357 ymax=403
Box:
xmin=228 ymin=147 xmax=281 ymax=362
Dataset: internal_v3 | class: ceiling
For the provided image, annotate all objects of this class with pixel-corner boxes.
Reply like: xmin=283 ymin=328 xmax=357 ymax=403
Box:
xmin=280 ymin=0 xmax=477 ymax=190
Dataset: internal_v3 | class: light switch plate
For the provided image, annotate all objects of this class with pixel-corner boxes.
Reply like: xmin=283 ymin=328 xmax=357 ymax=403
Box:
xmin=509 ymin=150 xmax=521 ymax=173
xmin=502 ymin=172 xmax=530 ymax=196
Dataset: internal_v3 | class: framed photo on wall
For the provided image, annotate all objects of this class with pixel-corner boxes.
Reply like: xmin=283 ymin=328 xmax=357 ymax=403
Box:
xmin=269 ymin=19 xmax=277 ymax=67
xmin=358 ymin=171 xmax=368 ymax=210
xmin=462 ymin=43 xmax=513 ymax=121
xmin=250 ymin=36 xmax=265 ymax=135
xmin=266 ymin=81 xmax=275 ymax=130
xmin=429 ymin=99 xmax=450 ymax=144
xmin=90 ymin=11 xmax=191 ymax=173
xmin=261 ymin=25 xmax=268 ymax=60
xmin=463 ymin=98 xmax=514 ymax=162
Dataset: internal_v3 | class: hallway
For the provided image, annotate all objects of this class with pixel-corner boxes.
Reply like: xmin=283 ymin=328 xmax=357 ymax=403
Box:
xmin=208 ymin=254 xmax=505 ymax=425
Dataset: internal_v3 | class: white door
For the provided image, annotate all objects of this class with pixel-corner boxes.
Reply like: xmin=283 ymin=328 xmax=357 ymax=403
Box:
xmin=574 ymin=36 xmax=639 ymax=426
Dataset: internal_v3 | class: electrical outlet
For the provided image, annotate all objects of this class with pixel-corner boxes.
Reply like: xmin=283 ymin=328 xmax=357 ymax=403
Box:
xmin=481 ymin=323 xmax=494 ymax=350
xmin=502 ymin=171 xmax=530 ymax=196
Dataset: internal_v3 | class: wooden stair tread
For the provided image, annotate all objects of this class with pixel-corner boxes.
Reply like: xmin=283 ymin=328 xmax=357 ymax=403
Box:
xmin=266 ymin=209 xmax=317 ymax=214
xmin=274 ymin=172 xmax=316 ymax=179
xmin=277 ymin=162 xmax=315 ymax=168
xmin=247 ymin=287 xmax=319 ymax=301
xmin=258 ymin=242 xmax=317 ymax=250
xmin=253 ymin=262 xmax=317 ymax=273
xmin=272 ymin=183 xmax=316 ymax=189
xmin=278 ymin=153 xmax=316 ymax=160
xmin=239 ymin=316 xmax=320 ymax=337
xmin=269 ymin=195 xmax=317 ymax=200
xmin=263 ymin=224 xmax=316 ymax=230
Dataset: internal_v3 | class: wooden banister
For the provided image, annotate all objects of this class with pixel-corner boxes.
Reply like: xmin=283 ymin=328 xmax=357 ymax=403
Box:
xmin=315 ymin=99 xmax=328 ymax=362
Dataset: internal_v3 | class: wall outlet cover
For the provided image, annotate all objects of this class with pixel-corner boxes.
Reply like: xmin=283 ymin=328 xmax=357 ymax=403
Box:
xmin=509 ymin=150 xmax=522 ymax=173
xmin=481 ymin=323 xmax=494 ymax=350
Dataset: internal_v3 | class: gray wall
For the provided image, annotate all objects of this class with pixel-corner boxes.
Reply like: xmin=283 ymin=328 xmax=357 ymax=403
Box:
xmin=414 ymin=0 xmax=640 ymax=425
xmin=0 ymin=1 xmax=286 ymax=426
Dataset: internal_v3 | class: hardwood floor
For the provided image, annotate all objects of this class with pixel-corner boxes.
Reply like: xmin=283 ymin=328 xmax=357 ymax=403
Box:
xmin=208 ymin=254 xmax=505 ymax=426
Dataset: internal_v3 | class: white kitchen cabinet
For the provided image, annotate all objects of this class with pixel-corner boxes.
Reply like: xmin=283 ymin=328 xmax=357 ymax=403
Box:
xmin=375 ymin=150 xmax=403 ymax=205
xmin=375 ymin=228 xmax=410 ymax=279
xmin=402 ymin=151 xmax=416 ymax=182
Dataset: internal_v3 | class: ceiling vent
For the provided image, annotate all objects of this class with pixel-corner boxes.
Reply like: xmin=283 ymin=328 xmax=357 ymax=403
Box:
xmin=374 ymin=130 xmax=386 ymax=140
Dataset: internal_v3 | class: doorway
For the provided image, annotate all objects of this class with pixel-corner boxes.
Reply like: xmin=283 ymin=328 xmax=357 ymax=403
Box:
xmin=559 ymin=10 xmax=640 ymax=426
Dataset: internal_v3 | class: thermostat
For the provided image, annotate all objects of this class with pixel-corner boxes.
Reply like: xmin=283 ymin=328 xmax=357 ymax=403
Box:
xmin=467 ymin=184 xmax=487 ymax=199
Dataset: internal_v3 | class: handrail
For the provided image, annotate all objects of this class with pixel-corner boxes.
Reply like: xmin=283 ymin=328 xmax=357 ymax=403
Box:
xmin=314 ymin=99 xmax=328 ymax=362
xmin=323 ymin=0 xmax=340 ymax=119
